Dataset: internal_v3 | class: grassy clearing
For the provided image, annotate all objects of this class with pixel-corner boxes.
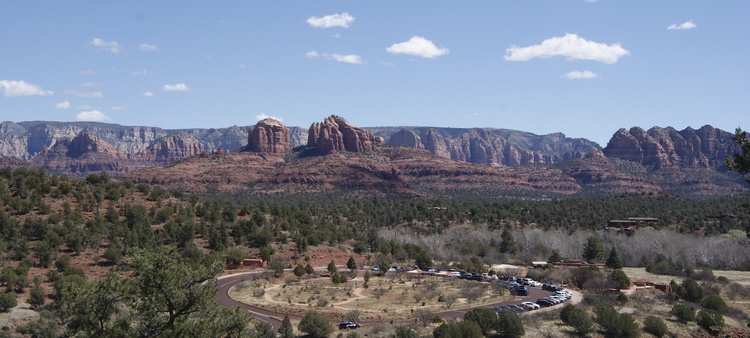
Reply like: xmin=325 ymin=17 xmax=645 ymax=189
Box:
xmin=230 ymin=272 xmax=514 ymax=322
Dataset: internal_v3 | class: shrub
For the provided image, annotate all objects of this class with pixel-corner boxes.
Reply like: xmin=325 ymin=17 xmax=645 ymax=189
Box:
xmin=643 ymin=315 xmax=668 ymax=338
xmin=496 ymin=309 xmax=525 ymax=338
xmin=701 ymin=295 xmax=727 ymax=314
xmin=297 ymin=310 xmax=332 ymax=337
xmin=680 ymin=279 xmax=704 ymax=302
xmin=464 ymin=307 xmax=497 ymax=334
xmin=671 ymin=304 xmax=696 ymax=323
xmin=697 ymin=309 xmax=724 ymax=335
xmin=560 ymin=304 xmax=594 ymax=335
xmin=0 ymin=293 xmax=17 ymax=312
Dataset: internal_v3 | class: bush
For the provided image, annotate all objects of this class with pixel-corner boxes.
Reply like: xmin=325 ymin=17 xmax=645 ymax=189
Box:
xmin=701 ymin=295 xmax=727 ymax=314
xmin=464 ymin=308 xmax=497 ymax=334
xmin=560 ymin=304 xmax=594 ymax=335
xmin=496 ymin=309 xmax=525 ymax=338
xmin=680 ymin=279 xmax=704 ymax=302
xmin=433 ymin=321 xmax=483 ymax=338
xmin=643 ymin=315 xmax=668 ymax=338
xmin=595 ymin=304 xmax=639 ymax=338
xmin=697 ymin=309 xmax=724 ymax=335
xmin=671 ymin=304 xmax=696 ymax=323
xmin=394 ymin=325 xmax=418 ymax=338
xmin=297 ymin=310 xmax=332 ymax=337
xmin=0 ymin=293 xmax=17 ymax=312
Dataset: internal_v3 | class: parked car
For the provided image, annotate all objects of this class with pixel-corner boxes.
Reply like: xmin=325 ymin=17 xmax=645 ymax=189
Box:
xmin=505 ymin=304 xmax=526 ymax=313
xmin=338 ymin=322 xmax=360 ymax=330
xmin=536 ymin=299 xmax=554 ymax=307
xmin=521 ymin=301 xmax=541 ymax=310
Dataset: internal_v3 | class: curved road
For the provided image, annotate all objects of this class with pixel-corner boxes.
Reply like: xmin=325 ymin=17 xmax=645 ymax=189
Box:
xmin=215 ymin=271 xmax=581 ymax=331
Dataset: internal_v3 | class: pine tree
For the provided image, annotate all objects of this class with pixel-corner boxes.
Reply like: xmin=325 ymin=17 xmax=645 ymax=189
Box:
xmin=346 ymin=257 xmax=357 ymax=271
xmin=278 ymin=315 xmax=294 ymax=338
xmin=327 ymin=260 xmax=337 ymax=274
xmin=606 ymin=248 xmax=624 ymax=269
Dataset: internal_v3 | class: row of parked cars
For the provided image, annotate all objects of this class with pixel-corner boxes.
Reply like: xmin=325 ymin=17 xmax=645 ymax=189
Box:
xmin=493 ymin=277 xmax=573 ymax=314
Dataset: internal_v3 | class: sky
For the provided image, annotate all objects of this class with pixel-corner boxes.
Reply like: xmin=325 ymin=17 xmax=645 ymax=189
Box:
xmin=1 ymin=1 xmax=748 ymax=146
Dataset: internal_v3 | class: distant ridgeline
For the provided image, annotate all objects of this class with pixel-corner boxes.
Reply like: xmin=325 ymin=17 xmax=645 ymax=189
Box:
xmin=0 ymin=119 xmax=746 ymax=198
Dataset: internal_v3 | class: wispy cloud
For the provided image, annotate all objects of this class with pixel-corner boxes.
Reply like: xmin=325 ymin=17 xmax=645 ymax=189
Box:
xmin=110 ymin=106 xmax=128 ymax=110
xmin=143 ymin=91 xmax=156 ymax=97
xmin=162 ymin=83 xmax=192 ymax=91
xmin=65 ymin=90 xmax=103 ymax=98
xmin=667 ymin=20 xmax=696 ymax=30
xmin=386 ymin=36 xmax=449 ymax=59
xmin=307 ymin=12 xmax=355 ymax=28
xmin=131 ymin=69 xmax=151 ymax=76
xmin=139 ymin=43 xmax=159 ymax=51
xmin=0 ymin=80 xmax=53 ymax=97
xmin=306 ymin=51 xmax=364 ymax=64
xmin=505 ymin=33 xmax=629 ymax=64
xmin=255 ymin=113 xmax=283 ymax=122
xmin=55 ymin=101 xmax=72 ymax=109
xmin=89 ymin=38 xmax=122 ymax=54
xmin=563 ymin=70 xmax=600 ymax=79
xmin=76 ymin=110 xmax=111 ymax=121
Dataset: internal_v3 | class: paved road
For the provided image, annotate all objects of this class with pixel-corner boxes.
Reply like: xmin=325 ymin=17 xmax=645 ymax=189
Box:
xmin=216 ymin=272 xmax=284 ymax=331
xmin=215 ymin=271 xmax=580 ymax=331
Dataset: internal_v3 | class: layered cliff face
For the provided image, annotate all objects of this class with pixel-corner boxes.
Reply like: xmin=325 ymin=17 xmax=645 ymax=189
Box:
xmin=245 ymin=118 xmax=291 ymax=154
xmin=603 ymin=125 xmax=738 ymax=168
xmin=31 ymin=132 xmax=129 ymax=174
xmin=307 ymin=115 xmax=382 ymax=155
xmin=135 ymin=133 xmax=204 ymax=162
xmin=0 ymin=121 xmax=249 ymax=159
xmin=385 ymin=127 xmax=571 ymax=167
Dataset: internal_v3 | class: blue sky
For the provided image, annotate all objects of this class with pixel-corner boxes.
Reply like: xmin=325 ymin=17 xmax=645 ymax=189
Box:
xmin=1 ymin=1 xmax=748 ymax=146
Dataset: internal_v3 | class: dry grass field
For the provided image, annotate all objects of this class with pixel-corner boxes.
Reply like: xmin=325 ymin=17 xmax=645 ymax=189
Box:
xmin=230 ymin=272 xmax=514 ymax=322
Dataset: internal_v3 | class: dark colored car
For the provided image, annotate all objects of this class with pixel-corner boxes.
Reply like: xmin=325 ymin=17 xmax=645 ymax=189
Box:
xmin=338 ymin=322 xmax=360 ymax=329
xmin=536 ymin=299 xmax=554 ymax=307
xmin=468 ymin=275 xmax=483 ymax=281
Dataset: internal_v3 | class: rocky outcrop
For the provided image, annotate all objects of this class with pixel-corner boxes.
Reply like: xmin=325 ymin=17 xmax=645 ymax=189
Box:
xmin=385 ymin=127 xmax=569 ymax=167
xmin=603 ymin=125 xmax=738 ymax=168
xmin=245 ymin=118 xmax=291 ymax=154
xmin=0 ymin=121 xmax=249 ymax=159
xmin=307 ymin=115 xmax=381 ymax=155
xmin=30 ymin=132 xmax=129 ymax=174
xmin=135 ymin=133 xmax=204 ymax=162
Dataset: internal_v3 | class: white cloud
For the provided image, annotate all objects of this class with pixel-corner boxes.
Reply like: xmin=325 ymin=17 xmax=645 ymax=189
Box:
xmin=80 ymin=70 xmax=94 ymax=75
xmin=65 ymin=90 xmax=103 ymax=98
xmin=667 ymin=20 xmax=696 ymax=30
xmin=306 ymin=51 xmax=364 ymax=64
xmin=131 ymin=69 xmax=151 ymax=76
xmin=55 ymin=101 xmax=72 ymax=109
xmin=139 ymin=43 xmax=159 ymax=51
xmin=143 ymin=91 xmax=155 ymax=97
xmin=386 ymin=36 xmax=449 ymax=59
xmin=76 ymin=110 xmax=111 ymax=121
xmin=505 ymin=33 xmax=629 ymax=64
xmin=162 ymin=83 xmax=192 ymax=91
xmin=110 ymin=106 xmax=128 ymax=110
xmin=564 ymin=70 xmax=600 ymax=79
xmin=89 ymin=38 xmax=122 ymax=54
xmin=0 ymin=80 xmax=53 ymax=97
xmin=255 ymin=113 xmax=283 ymax=122
xmin=331 ymin=33 xmax=341 ymax=38
xmin=82 ymin=82 xmax=102 ymax=87
xmin=330 ymin=54 xmax=364 ymax=64
xmin=307 ymin=12 xmax=355 ymax=28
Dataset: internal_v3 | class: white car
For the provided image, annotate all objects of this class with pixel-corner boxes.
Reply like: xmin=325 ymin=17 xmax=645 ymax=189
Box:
xmin=528 ymin=281 xmax=541 ymax=287
xmin=521 ymin=301 xmax=540 ymax=310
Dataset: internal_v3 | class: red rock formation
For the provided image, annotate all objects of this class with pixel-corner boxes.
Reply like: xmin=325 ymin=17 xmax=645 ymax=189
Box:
xmin=603 ymin=125 xmax=739 ymax=168
xmin=307 ymin=115 xmax=380 ymax=154
xmin=246 ymin=118 xmax=291 ymax=154
xmin=136 ymin=132 xmax=204 ymax=162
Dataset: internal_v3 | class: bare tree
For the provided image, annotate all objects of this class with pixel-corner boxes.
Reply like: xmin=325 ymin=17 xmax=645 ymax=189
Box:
xmin=414 ymin=308 xmax=433 ymax=327
xmin=443 ymin=293 xmax=458 ymax=309
xmin=342 ymin=309 xmax=361 ymax=323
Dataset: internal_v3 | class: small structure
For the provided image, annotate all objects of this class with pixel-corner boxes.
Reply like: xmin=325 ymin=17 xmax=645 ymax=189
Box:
xmin=225 ymin=258 xmax=266 ymax=270
xmin=531 ymin=261 xmax=548 ymax=269
xmin=552 ymin=259 xmax=605 ymax=267
xmin=631 ymin=279 xmax=672 ymax=293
